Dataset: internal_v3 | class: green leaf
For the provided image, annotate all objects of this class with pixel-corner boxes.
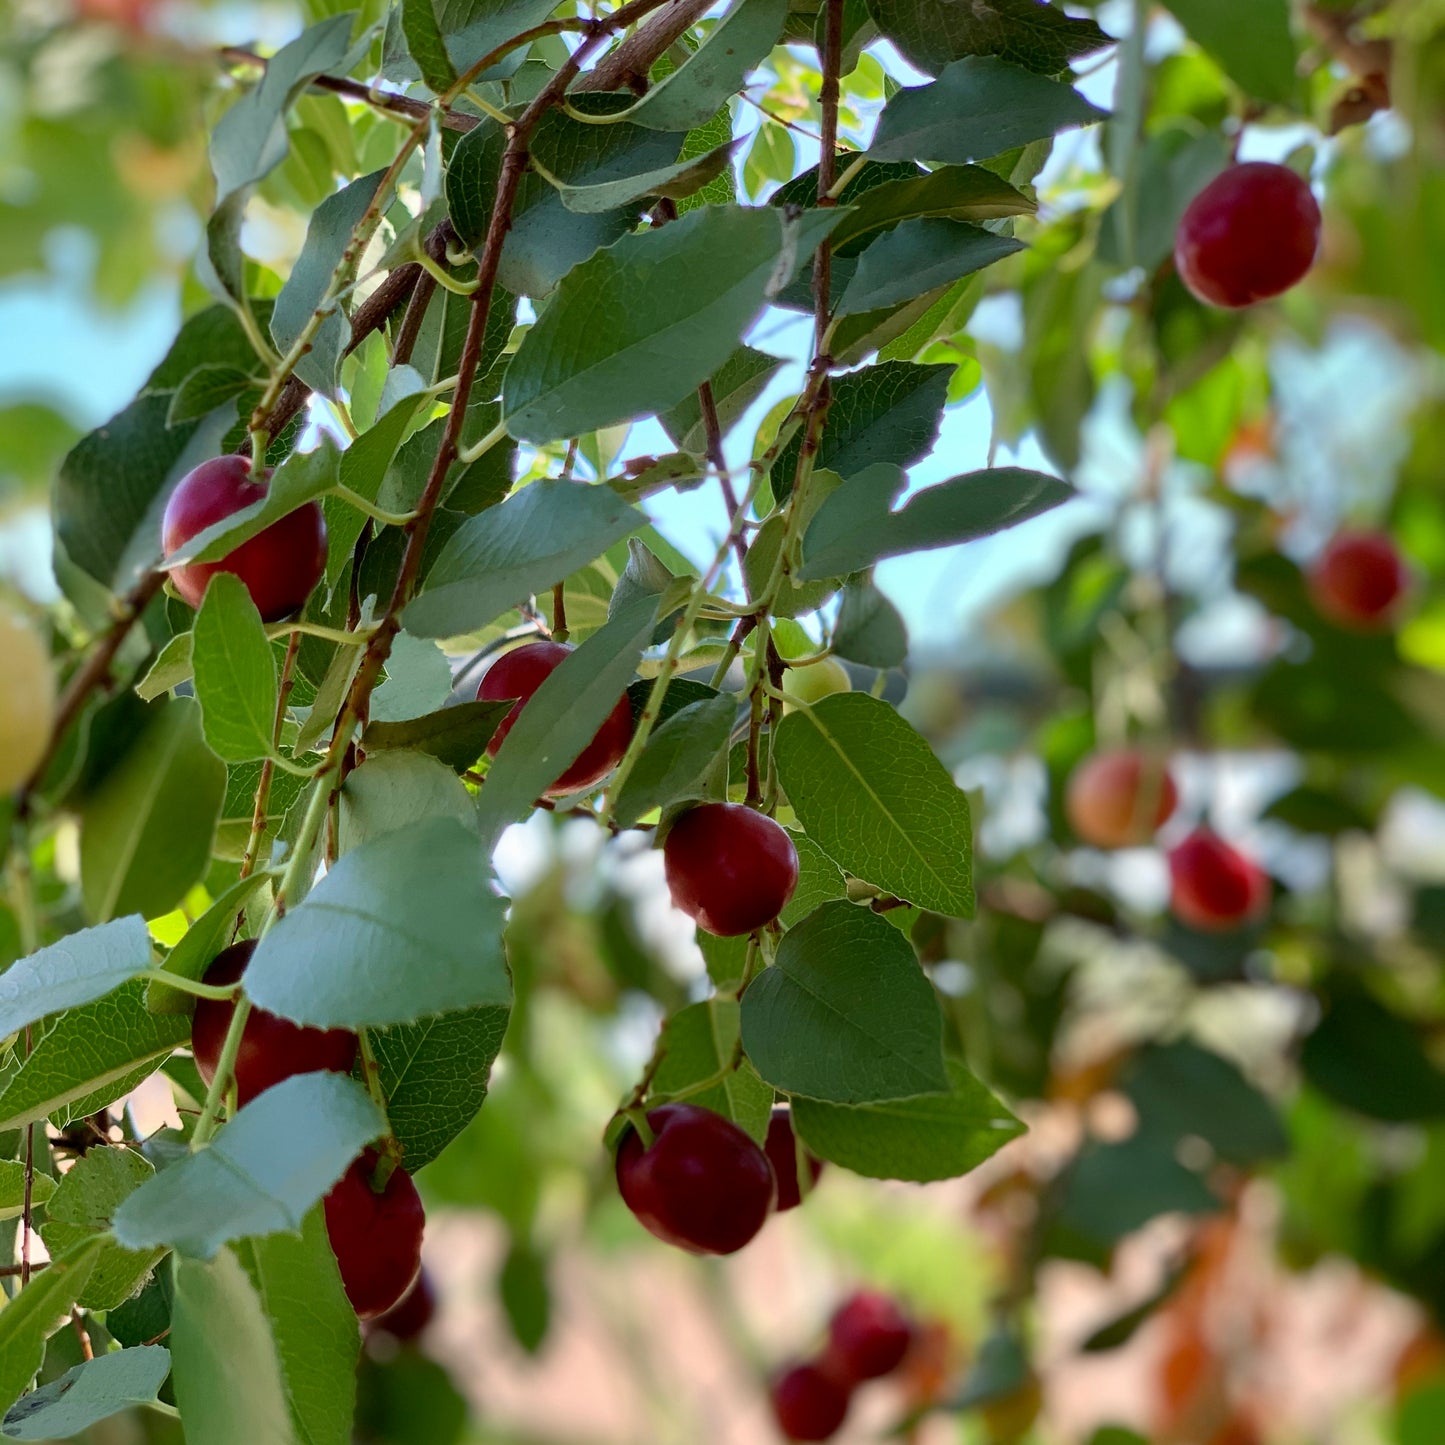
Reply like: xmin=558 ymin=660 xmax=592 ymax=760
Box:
xmin=864 ymin=0 xmax=1112 ymax=77
xmin=80 ymin=698 xmax=226 ymax=923
xmin=792 ymin=1058 xmax=1024 ymax=1180
xmin=170 ymin=1250 xmax=293 ymax=1445
xmin=147 ymin=871 xmax=273 ymax=1015
xmin=403 ymin=481 xmax=644 ymax=640
xmin=838 ymin=219 xmax=1023 ymax=316
xmin=869 ymin=56 xmax=1103 ymax=165
xmin=549 ymin=139 xmax=743 ymax=214
xmin=0 ymin=983 xmax=189 ymax=1132
xmin=502 ymin=205 xmax=844 ymax=445
xmin=625 ymin=0 xmax=789 ymax=132
xmin=1098 ymin=127 xmax=1228 ymax=273
xmin=0 ymin=1165 xmax=53 ymax=1222
xmin=799 ymin=463 xmax=1074 ymax=580
xmin=270 ymin=170 xmax=386 ymax=398
xmin=2 ymin=1346 xmax=171 ymax=1441
xmin=362 ymin=699 xmax=513 ymax=772
xmin=431 ymin=0 xmax=559 ymax=80
xmin=833 ymin=579 xmax=908 ymax=668
xmin=401 ymin=0 xmax=459 ymax=92
xmin=193 ymin=574 xmax=279 ymax=763
xmin=613 ymin=696 xmax=737 ymax=829
xmin=113 ymin=1073 xmax=384 ymax=1258
xmin=830 ymin=165 xmax=1034 ymax=254
xmin=236 ymin=1207 xmax=358 ymax=1445
xmin=651 ymin=1000 xmax=773 ymax=1143
xmin=211 ymin=14 xmax=360 ymax=199
xmin=659 ymin=346 xmax=785 ymax=454
xmin=773 ymin=693 xmax=975 ymax=917
xmin=337 ymin=751 xmax=478 ymax=852
xmin=164 ymin=440 xmax=340 ymax=568
xmin=1157 ymin=0 xmax=1297 ymax=105
xmin=167 ymin=364 xmax=259 ymax=426
xmin=0 ymin=917 xmax=153 ymax=1040
xmin=0 ymin=1239 xmax=104 ymax=1419
xmin=741 ymin=901 xmax=948 ymax=1104
xmin=244 ymin=817 xmax=509 ymax=1029
xmin=773 ymin=362 xmax=950 ymax=501
xmin=779 ymin=833 xmax=849 ymax=928
xmin=499 ymin=1242 xmax=550 ymax=1355
xmin=54 ymin=394 xmax=209 ymax=591
xmin=370 ymin=634 xmax=452 ymax=725
xmin=370 ymin=1005 xmax=510 ymax=1170
xmin=38 ymin=1148 xmax=163 ymax=1311
xmin=676 ymin=106 xmax=737 ymax=214
xmin=135 ymin=631 xmax=194 ymax=702
xmin=1059 ymin=1135 xmax=1218 ymax=1243
xmin=476 ymin=597 xmax=659 ymax=842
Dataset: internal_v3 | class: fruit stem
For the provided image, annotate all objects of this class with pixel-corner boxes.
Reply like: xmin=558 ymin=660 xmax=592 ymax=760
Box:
xmin=137 ymin=972 xmax=242 ymax=1002
xmin=462 ymin=87 xmax=513 ymax=126
xmin=456 ymin=418 xmax=510 ymax=466
xmin=412 ymin=248 xmax=480 ymax=297
xmin=356 ymin=1027 xmax=393 ymax=1128
xmin=330 ymin=486 xmax=421 ymax=529
xmin=191 ymin=997 xmax=253 ymax=1147
xmin=825 ymin=152 xmax=868 ymax=201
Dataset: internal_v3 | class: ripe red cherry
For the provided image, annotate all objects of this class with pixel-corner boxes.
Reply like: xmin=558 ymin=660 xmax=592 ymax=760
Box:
xmin=823 ymin=1291 xmax=913 ymax=1383
xmin=614 ymin=1102 xmax=777 ymax=1255
xmin=367 ymin=1267 xmax=436 ymax=1342
xmin=770 ymin=1362 xmax=851 ymax=1442
xmin=663 ymin=803 xmax=800 ymax=937
xmin=477 ymin=640 xmax=633 ymax=796
xmin=1065 ymin=749 xmax=1178 ymax=849
xmin=1308 ymin=530 xmax=1409 ymax=631
xmin=161 ymin=456 xmax=327 ymax=622
xmin=1168 ymin=830 xmax=1271 ymax=933
xmin=324 ymin=1152 xmax=425 ymax=1319
xmin=765 ymin=1107 xmax=824 ymax=1212
xmin=190 ymin=941 xmax=358 ymax=1106
xmin=1174 ymin=162 xmax=1321 ymax=309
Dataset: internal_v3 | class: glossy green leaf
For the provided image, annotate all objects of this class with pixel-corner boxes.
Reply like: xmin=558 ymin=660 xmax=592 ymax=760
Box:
xmin=476 ymin=597 xmax=659 ymax=842
xmin=401 ymin=0 xmax=459 ymax=92
xmin=0 ymin=982 xmax=189 ymax=1132
xmin=270 ymin=170 xmax=386 ymax=398
xmin=193 ymin=574 xmax=279 ymax=763
xmin=651 ymin=1000 xmax=773 ymax=1143
xmin=625 ymin=0 xmax=789 ymax=132
xmin=659 ymin=346 xmax=786 ymax=454
xmin=864 ymin=0 xmax=1112 ymax=77
xmin=369 ymin=633 xmax=452 ymax=725
xmin=170 ymin=1250 xmax=293 ymax=1445
xmin=113 ymin=1073 xmax=384 ymax=1257
xmin=2 ymin=1346 xmax=171 ymax=1441
xmin=244 ymin=817 xmax=509 ymax=1028
xmin=80 ymin=699 xmax=226 ymax=923
xmin=337 ymin=751 xmax=478 ymax=852
xmin=613 ymin=696 xmax=737 ymax=829
xmin=833 ymin=579 xmax=908 ymax=668
xmin=549 ymin=139 xmax=742 ymax=213
xmin=773 ymin=692 xmax=975 ymax=916
xmin=0 ymin=916 xmax=153 ymax=1040
xmin=0 ymin=1239 xmax=104 ymax=1419
xmin=740 ymin=901 xmax=948 ymax=1104
xmin=147 ymin=871 xmax=273 ymax=1014
xmin=370 ymin=1005 xmax=511 ymax=1170
xmin=403 ymin=481 xmax=644 ymax=639
xmin=779 ymin=833 xmax=849 ymax=928
xmin=502 ymin=205 xmax=843 ymax=444
xmin=167 ymin=365 xmax=258 ymax=426
xmin=0 ymin=1165 xmax=53 ymax=1223
xmin=362 ymin=698 xmax=513 ymax=772
xmin=431 ymin=0 xmax=559 ymax=80
xmin=236 ymin=1207 xmax=358 ymax=1445
xmin=870 ymin=56 xmax=1104 ymax=165
xmin=792 ymin=1058 xmax=1024 ymax=1180
xmin=838 ymin=219 xmax=1023 ymax=316
xmin=799 ymin=463 xmax=1074 ymax=579
xmin=39 ymin=1148 xmax=163 ymax=1311
xmin=1158 ymin=0 xmax=1296 ymax=105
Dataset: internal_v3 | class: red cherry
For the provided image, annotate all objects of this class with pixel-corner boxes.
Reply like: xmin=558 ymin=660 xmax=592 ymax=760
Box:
xmin=770 ymin=1362 xmax=851 ymax=1442
xmin=765 ymin=1107 xmax=824 ymax=1212
xmin=1308 ymin=530 xmax=1409 ymax=631
xmin=477 ymin=641 xmax=633 ymax=796
xmin=162 ymin=456 xmax=327 ymax=623
xmin=823 ymin=1291 xmax=914 ymax=1383
xmin=367 ymin=1267 xmax=436 ymax=1343
xmin=323 ymin=1152 xmax=425 ymax=1320
xmin=1174 ymin=162 xmax=1321 ymax=309
xmin=190 ymin=941 xmax=358 ymax=1106
xmin=1065 ymin=749 xmax=1178 ymax=849
xmin=614 ymin=1103 xmax=776 ymax=1255
xmin=662 ymin=804 xmax=800 ymax=937
xmin=1168 ymin=830 xmax=1271 ymax=933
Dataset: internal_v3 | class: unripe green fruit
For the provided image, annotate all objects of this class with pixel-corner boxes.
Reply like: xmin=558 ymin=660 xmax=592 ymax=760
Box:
xmin=0 ymin=612 xmax=56 ymax=793
xmin=781 ymin=658 xmax=851 ymax=713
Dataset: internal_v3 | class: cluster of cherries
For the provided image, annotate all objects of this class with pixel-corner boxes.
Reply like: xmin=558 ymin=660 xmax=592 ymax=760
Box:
xmin=1064 ymin=522 xmax=1409 ymax=931
xmin=771 ymin=1292 xmax=915 ymax=1442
